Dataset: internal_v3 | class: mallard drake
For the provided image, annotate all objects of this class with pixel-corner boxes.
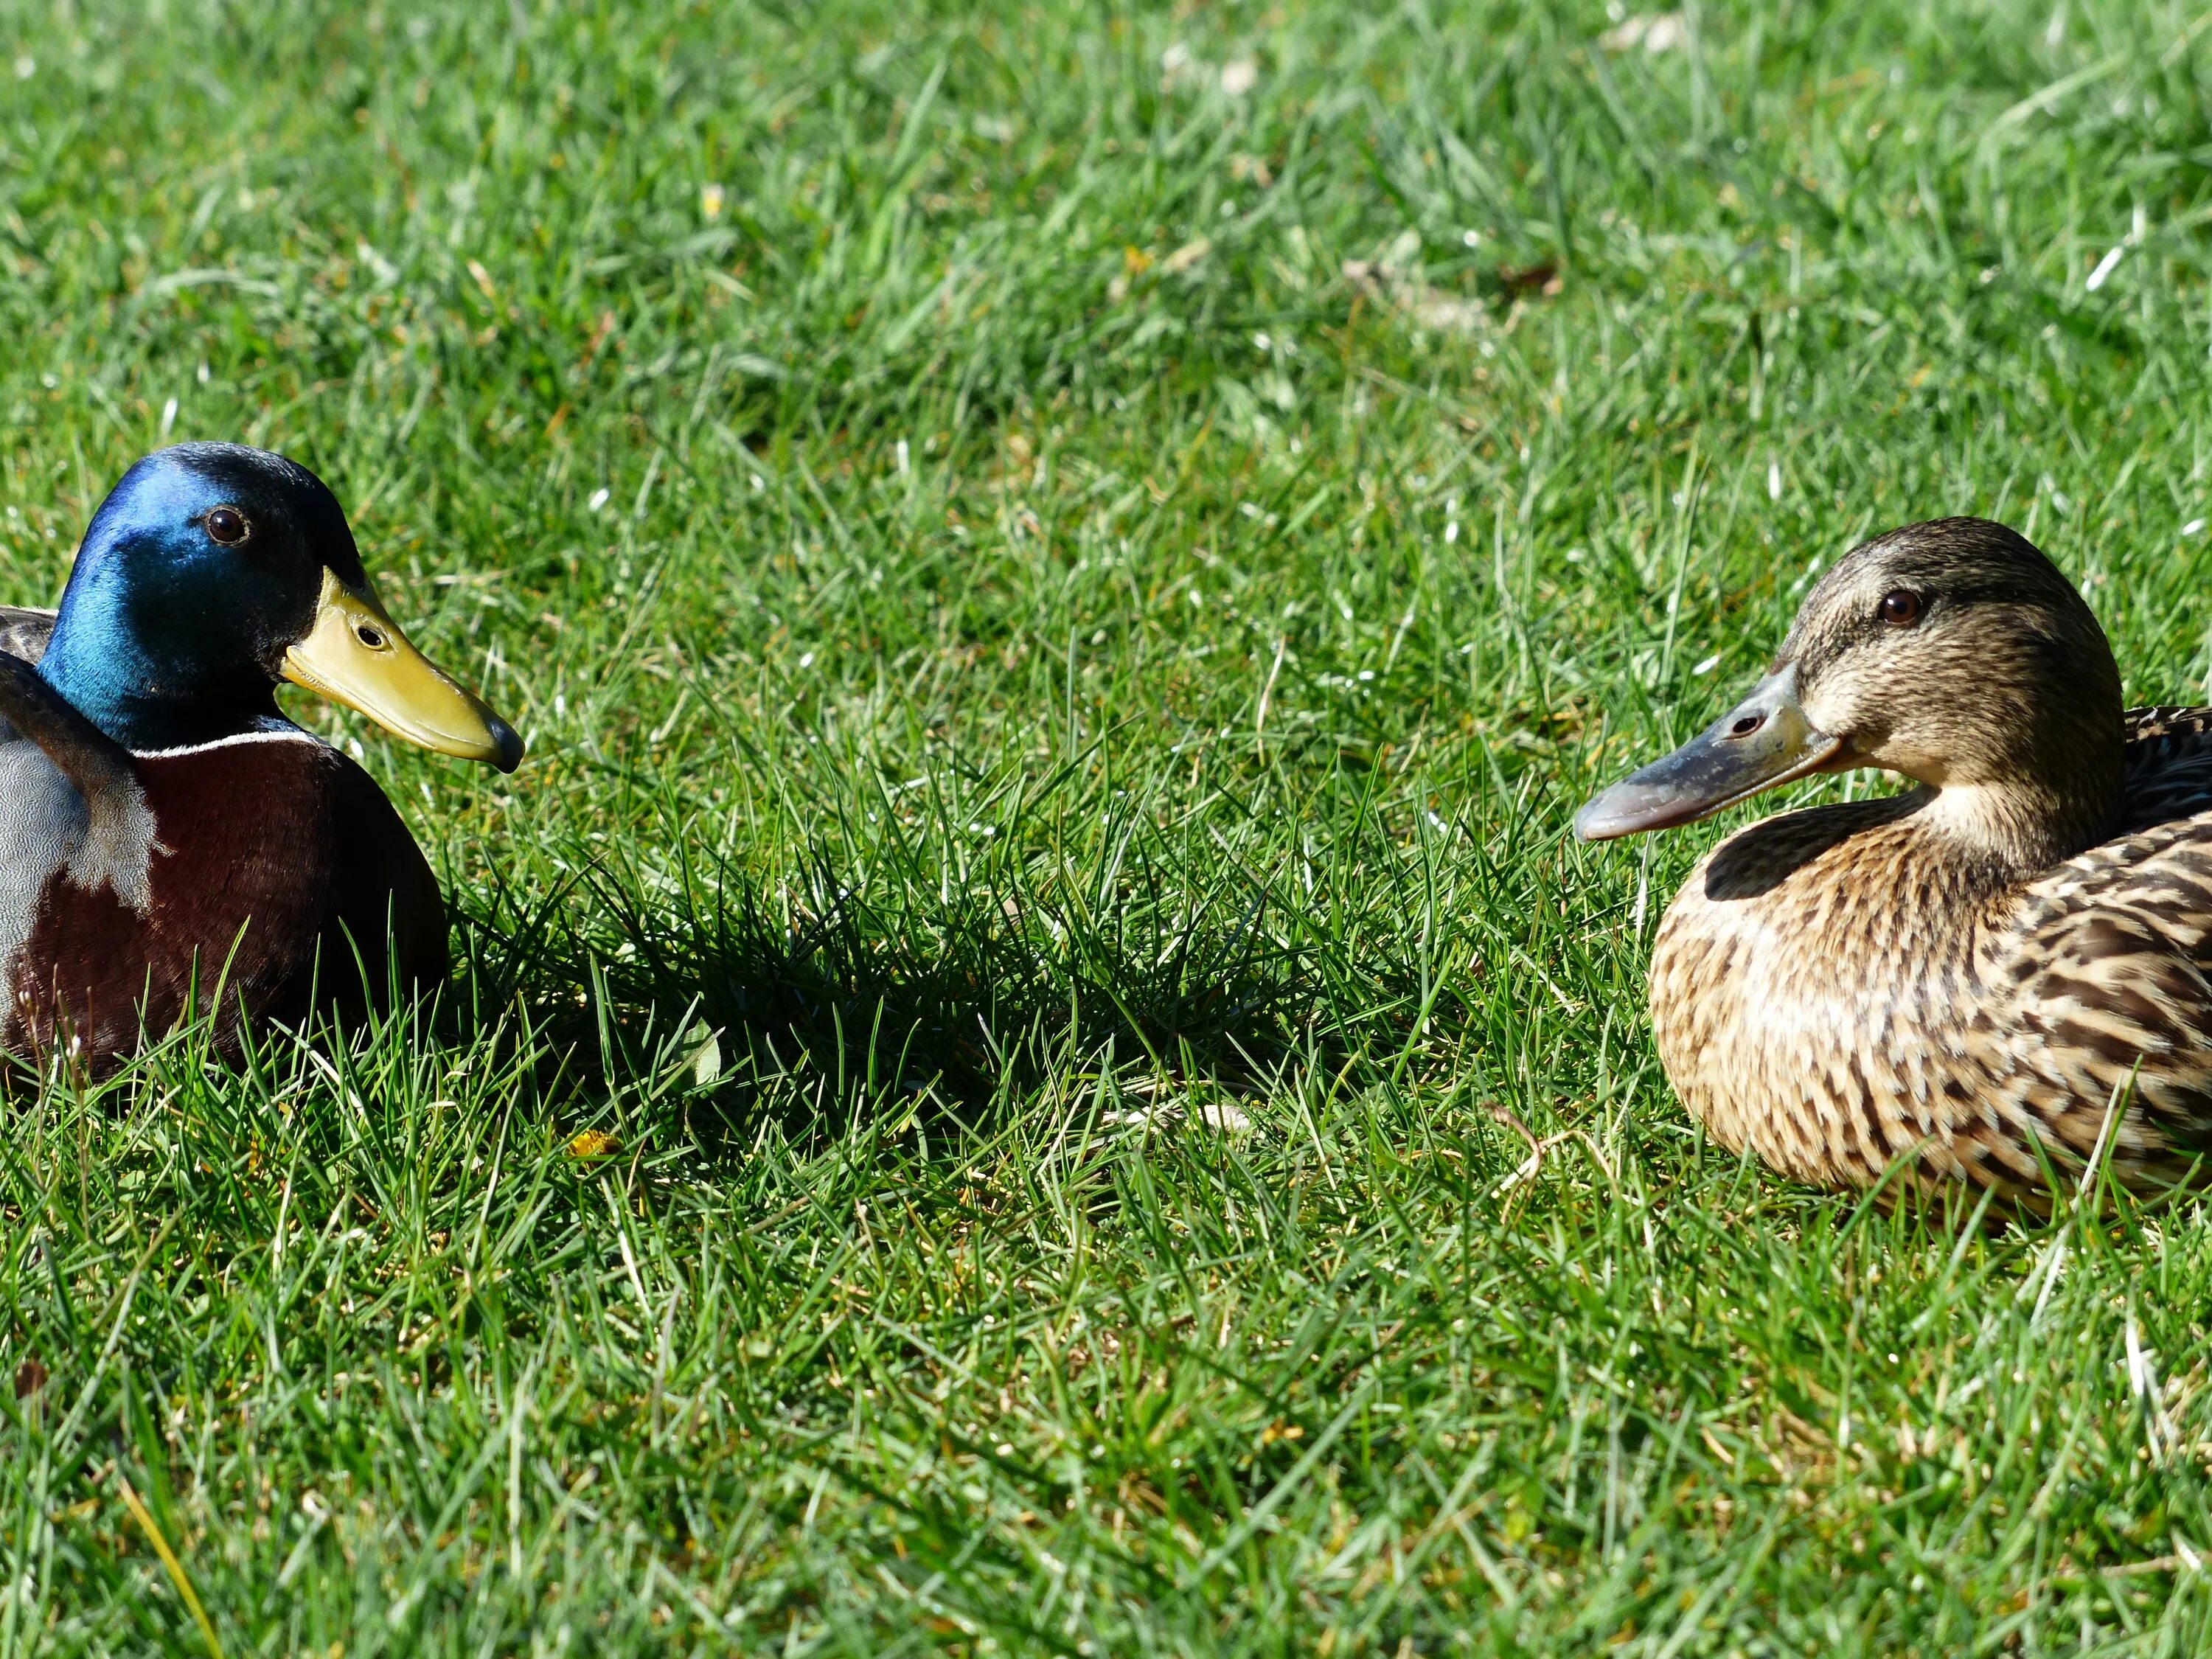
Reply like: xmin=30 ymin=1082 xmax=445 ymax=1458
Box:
xmin=0 ymin=442 xmax=522 ymax=1070
xmin=1576 ymin=517 xmax=2212 ymax=1201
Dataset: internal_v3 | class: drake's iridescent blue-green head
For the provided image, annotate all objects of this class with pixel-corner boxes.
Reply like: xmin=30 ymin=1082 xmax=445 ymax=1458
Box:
xmin=41 ymin=444 xmax=522 ymax=769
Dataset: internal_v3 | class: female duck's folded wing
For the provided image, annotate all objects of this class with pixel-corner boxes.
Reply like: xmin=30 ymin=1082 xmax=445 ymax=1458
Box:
xmin=2124 ymin=704 xmax=2212 ymax=832
xmin=1992 ymin=815 xmax=2212 ymax=1187
xmin=0 ymin=607 xmax=55 ymax=665
xmin=0 ymin=651 xmax=159 ymax=911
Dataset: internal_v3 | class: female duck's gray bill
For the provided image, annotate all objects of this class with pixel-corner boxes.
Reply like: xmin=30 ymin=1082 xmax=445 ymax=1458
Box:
xmin=1573 ymin=663 xmax=1843 ymax=842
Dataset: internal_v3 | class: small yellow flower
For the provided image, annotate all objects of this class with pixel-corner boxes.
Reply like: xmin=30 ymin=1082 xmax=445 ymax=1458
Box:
xmin=568 ymin=1129 xmax=619 ymax=1160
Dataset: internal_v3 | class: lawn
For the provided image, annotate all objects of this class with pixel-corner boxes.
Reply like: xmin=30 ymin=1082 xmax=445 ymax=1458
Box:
xmin=7 ymin=0 xmax=2212 ymax=1651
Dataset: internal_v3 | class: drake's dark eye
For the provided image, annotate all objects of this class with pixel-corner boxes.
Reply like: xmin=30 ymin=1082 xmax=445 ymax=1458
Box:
xmin=204 ymin=506 xmax=249 ymax=546
xmin=1878 ymin=588 xmax=1921 ymax=627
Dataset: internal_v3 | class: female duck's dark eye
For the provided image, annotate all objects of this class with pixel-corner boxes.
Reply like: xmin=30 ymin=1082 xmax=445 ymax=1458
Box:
xmin=1878 ymin=588 xmax=1921 ymax=627
xmin=204 ymin=506 xmax=249 ymax=546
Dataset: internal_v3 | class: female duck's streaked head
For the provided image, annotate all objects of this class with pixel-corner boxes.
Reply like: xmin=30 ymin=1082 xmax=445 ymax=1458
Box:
xmin=39 ymin=443 xmax=522 ymax=769
xmin=1576 ymin=518 xmax=2124 ymax=871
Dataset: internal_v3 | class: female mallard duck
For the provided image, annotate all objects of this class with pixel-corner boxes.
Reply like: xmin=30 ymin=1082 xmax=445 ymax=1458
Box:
xmin=1576 ymin=517 xmax=2212 ymax=1200
xmin=0 ymin=442 xmax=522 ymax=1070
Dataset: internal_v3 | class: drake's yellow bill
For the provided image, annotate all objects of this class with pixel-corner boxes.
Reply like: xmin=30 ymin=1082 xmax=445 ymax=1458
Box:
xmin=282 ymin=568 xmax=524 ymax=773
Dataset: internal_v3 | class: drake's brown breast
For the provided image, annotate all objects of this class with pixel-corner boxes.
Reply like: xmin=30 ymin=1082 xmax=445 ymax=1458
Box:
xmin=8 ymin=734 xmax=445 ymax=1066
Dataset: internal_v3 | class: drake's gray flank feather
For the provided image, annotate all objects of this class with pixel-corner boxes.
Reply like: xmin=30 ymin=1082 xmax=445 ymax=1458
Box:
xmin=0 ymin=606 xmax=52 ymax=666
xmin=0 ymin=650 xmax=159 ymax=1000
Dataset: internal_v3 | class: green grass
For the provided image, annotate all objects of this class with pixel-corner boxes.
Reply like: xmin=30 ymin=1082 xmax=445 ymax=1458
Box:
xmin=13 ymin=0 xmax=2212 ymax=1651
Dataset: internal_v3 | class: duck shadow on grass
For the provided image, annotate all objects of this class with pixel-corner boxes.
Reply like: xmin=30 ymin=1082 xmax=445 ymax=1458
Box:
xmin=453 ymin=851 xmax=1391 ymax=1147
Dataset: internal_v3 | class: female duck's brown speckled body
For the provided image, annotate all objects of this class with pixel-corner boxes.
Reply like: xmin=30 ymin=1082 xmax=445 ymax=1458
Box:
xmin=1579 ymin=518 xmax=2212 ymax=1202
